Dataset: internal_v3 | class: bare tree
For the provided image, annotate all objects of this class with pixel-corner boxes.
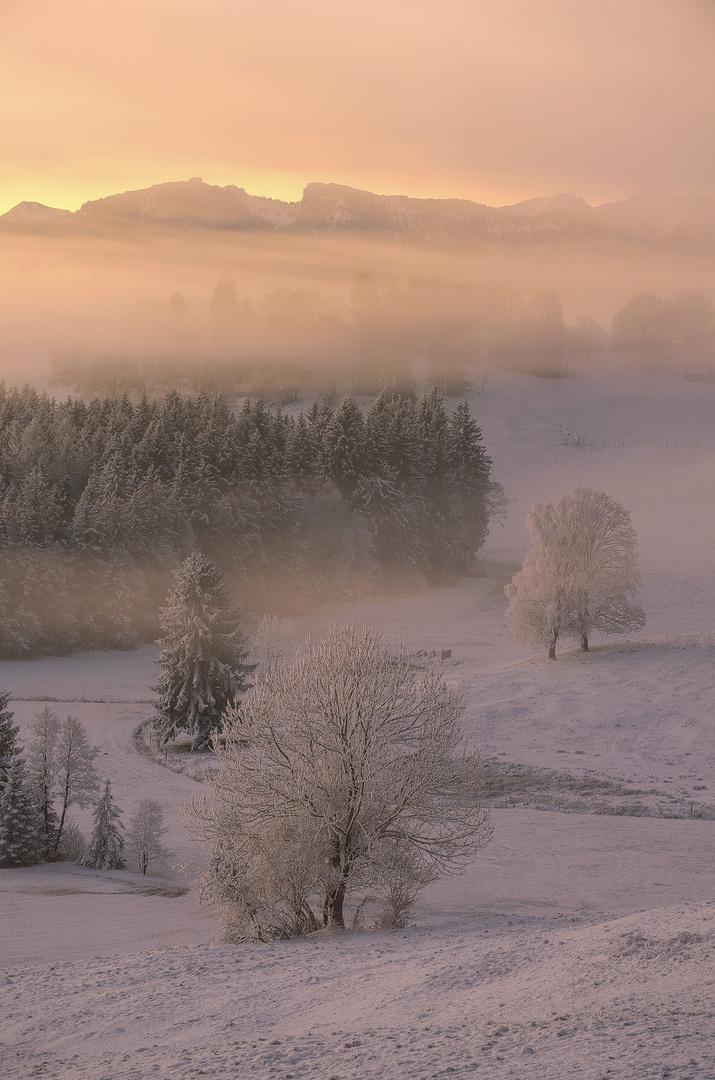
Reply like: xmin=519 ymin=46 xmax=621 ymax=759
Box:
xmin=26 ymin=707 xmax=60 ymax=857
xmin=54 ymin=715 xmax=100 ymax=854
xmin=250 ymin=615 xmax=295 ymax=678
xmin=505 ymin=487 xmax=645 ymax=659
xmin=126 ymin=799 xmax=171 ymax=875
xmin=184 ymin=623 xmax=492 ymax=942
xmin=572 ymin=314 xmax=603 ymax=361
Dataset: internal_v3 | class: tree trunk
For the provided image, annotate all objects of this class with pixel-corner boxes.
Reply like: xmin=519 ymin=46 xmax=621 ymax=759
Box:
xmin=323 ymin=882 xmax=346 ymax=928
xmin=581 ymin=633 xmax=589 ymax=651
xmin=53 ymin=781 xmax=71 ymax=854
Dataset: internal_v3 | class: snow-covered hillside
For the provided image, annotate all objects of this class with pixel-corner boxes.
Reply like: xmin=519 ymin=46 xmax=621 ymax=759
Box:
xmin=1 ymin=361 xmax=714 ymax=1079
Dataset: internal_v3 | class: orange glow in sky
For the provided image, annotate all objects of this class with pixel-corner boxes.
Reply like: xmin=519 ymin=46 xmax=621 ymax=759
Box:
xmin=1 ymin=0 xmax=714 ymax=214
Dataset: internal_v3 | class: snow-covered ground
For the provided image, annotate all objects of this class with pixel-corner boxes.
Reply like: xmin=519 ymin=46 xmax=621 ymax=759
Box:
xmin=1 ymin=361 xmax=714 ymax=1079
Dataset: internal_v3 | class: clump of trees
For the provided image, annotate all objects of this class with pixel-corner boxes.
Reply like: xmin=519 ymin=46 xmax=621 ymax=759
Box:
xmin=153 ymin=552 xmax=253 ymax=750
xmin=611 ymin=291 xmax=714 ymax=367
xmin=505 ymin=487 xmax=645 ymax=659
xmin=184 ymin=623 xmax=492 ymax=942
xmin=26 ymin=709 xmax=101 ymax=857
xmin=0 ymin=698 xmax=103 ymax=866
xmin=0 ymin=385 xmax=498 ymax=658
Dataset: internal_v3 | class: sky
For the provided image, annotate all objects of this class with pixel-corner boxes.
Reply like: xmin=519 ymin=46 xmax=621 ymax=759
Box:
xmin=1 ymin=0 xmax=714 ymax=215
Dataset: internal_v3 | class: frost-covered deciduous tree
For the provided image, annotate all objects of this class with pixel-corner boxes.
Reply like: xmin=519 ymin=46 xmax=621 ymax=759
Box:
xmin=505 ymin=487 xmax=645 ymax=659
xmin=26 ymin=707 xmax=61 ymax=858
xmin=126 ymin=799 xmax=171 ymax=875
xmin=250 ymin=615 xmax=295 ymax=679
xmin=54 ymin=715 xmax=100 ymax=854
xmin=153 ymin=552 xmax=253 ymax=750
xmin=78 ymin=780 xmax=125 ymax=869
xmin=185 ymin=623 xmax=492 ymax=942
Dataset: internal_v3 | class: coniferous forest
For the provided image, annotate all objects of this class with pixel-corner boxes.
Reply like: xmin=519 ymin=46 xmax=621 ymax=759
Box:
xmin=0 ymin=383 xmax=498 ymax=657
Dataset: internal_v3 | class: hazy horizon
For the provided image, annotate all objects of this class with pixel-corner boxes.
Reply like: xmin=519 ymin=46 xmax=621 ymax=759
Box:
xmin=6 ymin=174 xmax=715 ymax=217
xmin=2 ymin=0 xmax=714 ymax=216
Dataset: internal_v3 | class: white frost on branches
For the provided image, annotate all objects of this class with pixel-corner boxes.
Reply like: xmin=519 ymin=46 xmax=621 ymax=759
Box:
xmin=505 ymin=486 xmax=645 ymax=659
xmin=184 ymin=623 xmax=492 ymax=942
xmin=126 ymin=799 xmax=171 ymax=875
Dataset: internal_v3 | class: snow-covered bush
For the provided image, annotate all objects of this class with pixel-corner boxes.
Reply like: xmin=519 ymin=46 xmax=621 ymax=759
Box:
xmin=56 ymin=818 xmax=87 ymax=862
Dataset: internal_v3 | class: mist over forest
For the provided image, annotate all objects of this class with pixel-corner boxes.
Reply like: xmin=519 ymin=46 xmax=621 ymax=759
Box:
xmin=1 ymin=180 xmax=714 ymax=394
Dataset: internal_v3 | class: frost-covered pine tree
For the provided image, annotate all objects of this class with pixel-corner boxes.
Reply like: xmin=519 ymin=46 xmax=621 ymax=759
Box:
xmin=126 ymin=799 xmax=171 ymax=875
xmin=78 ymin=780 xmax=125 ymax=870
xmin=505 ymin=487 xmax=645 ymax=659
xmin=0 ymin=755 xmax=42 ymax=867
xmin=153 ymin=552 xmax=253 ymax=750
xmin=322 ymin=395 xmax=366 ymax=498
xmin=0 ymin=688 xmax=20 ymax=789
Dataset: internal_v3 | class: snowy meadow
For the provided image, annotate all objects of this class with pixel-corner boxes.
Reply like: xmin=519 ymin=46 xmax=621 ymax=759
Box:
xmin=1 ymin=363 xmax=715 ymax=1079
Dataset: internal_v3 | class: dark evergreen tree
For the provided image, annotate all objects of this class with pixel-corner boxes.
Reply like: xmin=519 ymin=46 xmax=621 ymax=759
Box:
xmin=447 ymin=400 xmax=493 ymax=569
xmin=412 ymin=388 xmax=453 ymax=571
xmin=153 ymin=552 xmax=253 ymax=750
xmin=78 ymin=780 xmax=125 ymax=870
xmin=323 ymin=395 xmax=366 ymax=499
xmin=2 ymin=465 xmax=62 ymax=547
xmin=0 ymin=756 xmax=41 ymax=867
xmin=286 ymin=413 xmax=319 ymax=488
xmin=0 ymin=689 xmax=19 ymax=789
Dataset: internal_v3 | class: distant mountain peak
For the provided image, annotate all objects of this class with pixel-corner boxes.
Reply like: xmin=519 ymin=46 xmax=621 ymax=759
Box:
xmin=500 ymin=192 xmax=593 ymax=217
xmin=0 ymin=201 xmax=72 ymax=225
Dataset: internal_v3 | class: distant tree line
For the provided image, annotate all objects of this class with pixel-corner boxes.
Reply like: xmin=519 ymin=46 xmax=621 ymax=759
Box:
xmin=0 ymin=383 xmax=498 ymax=657
xmin=51 ymin=278 xmax=715 ymax=402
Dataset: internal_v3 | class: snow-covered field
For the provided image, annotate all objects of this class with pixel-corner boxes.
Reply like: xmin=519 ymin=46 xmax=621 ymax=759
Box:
xmin=2 ymin=362 xmax=714 ymax=1079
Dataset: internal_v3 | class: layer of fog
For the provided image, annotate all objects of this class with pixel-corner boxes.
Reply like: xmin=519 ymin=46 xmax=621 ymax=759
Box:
xmin=1 ymin=226 xmax=714 ymax=388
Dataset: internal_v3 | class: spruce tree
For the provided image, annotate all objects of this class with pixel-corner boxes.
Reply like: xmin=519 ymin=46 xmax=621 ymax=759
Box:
xmin=153 ymin=552 xmax=253 ymax=750
xmin=323 ymin=395 xmax=366 ymax=499
xmin=0 ymin=688 xmax=19 ymax=789
xmin=0 ymin=756 xmax=41 ymax=867
xmin=78 ymin=780 xmax=125 ymax=870
xmin=413 ymin=388 xmax=453 ymax=571
xmin=447 ymin=400 xmax=493 ymax=569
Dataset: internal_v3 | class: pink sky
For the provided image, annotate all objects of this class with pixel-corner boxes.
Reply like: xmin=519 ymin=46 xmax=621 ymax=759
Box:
xmin=1 ymin=0 xmax=714 ymax=214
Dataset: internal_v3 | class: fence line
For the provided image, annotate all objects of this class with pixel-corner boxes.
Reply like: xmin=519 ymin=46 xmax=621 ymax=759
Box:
xmin=490 ymin=431 xmax=713 ymax=450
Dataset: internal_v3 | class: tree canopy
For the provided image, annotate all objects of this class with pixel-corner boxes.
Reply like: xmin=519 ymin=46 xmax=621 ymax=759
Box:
xmin=505 ymin=487 xmax=645 ymax=659
xmin=185 ymin=623 xmax=492 ymax=941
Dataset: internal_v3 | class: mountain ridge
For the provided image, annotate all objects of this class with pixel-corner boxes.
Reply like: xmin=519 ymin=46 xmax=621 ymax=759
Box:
xmin=3 ymin=178 xmax=715 ymax=251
